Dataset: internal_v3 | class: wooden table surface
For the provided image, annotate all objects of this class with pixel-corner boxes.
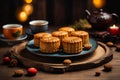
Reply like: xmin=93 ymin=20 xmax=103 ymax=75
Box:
xmin=0 ymin=27 xmax=120 ymax=80
xmin=0 ymin=40 xmax=120 ymax=80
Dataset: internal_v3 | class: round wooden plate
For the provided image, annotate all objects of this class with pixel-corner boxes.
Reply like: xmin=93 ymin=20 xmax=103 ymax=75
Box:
xmin=10 ymin=41 xmax=112 ymax=73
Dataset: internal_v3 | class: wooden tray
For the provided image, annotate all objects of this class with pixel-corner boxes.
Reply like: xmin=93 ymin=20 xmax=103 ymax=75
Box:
xmin=10 ymin=41 xmax=112 ymax=73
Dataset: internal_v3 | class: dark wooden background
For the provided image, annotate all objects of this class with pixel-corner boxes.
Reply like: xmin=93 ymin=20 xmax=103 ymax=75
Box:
xmin=0 ymin=0 xmax=120 ymax=28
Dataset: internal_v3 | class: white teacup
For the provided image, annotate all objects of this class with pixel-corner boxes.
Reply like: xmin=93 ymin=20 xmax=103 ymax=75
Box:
xmin=29 ymin=20 xmax=48 ymax=33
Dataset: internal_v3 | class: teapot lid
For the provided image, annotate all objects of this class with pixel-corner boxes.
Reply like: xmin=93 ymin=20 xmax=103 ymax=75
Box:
xmin=92 ymin=9 xmax=111 ymax=18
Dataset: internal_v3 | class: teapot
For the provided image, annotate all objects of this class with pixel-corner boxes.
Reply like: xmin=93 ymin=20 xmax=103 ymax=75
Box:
xmin=85 ymin=9 xmax=119 ymax=30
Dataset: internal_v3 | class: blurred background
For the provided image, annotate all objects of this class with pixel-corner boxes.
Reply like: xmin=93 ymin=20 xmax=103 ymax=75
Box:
xmin=0 ymin=0 xmax=120 ymax=29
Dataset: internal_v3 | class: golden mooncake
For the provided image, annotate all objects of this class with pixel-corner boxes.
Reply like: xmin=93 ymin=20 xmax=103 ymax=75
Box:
xmin=58 ymin=27 xmax=75 ymax=36
xmin=71 ymin=30 xmax=89 ymax=45
xmin=52 ymin=31 xmax=68 ymax=42
xmin=62 ymin=37 xmax=82 ymax=54
xmin=34 ymin=32 xmax=52 ymax=47
xmin=40 ymin=37 xmax=60 ymax=53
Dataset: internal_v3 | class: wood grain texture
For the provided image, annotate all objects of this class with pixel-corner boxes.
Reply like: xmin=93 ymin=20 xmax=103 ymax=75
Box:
xmin=5 ymin=41 xmax=112 ymax=73
xmin=31 ymin=0 xmax=47 ymax=20
xmin=0 ymin=41 xmax=120 ymax=80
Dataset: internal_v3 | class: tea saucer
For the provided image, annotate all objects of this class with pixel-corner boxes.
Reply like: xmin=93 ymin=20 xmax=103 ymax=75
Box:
xmin=0 ymin=34 xmax=27 ymax=45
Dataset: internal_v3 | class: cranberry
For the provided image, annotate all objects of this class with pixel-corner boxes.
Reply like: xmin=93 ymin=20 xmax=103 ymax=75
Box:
xmin=3 ymin=57 xmax=11 ymax=64
xmin=27 ymin=67 xmax=38 ymax=75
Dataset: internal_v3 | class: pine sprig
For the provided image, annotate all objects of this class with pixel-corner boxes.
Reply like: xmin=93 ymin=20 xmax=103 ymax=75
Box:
xmin=70 ymin=19 xmax=92 ymax=30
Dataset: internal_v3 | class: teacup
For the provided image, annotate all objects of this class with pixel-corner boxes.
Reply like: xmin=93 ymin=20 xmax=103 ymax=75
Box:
xmin=2 ymin=24 xmax=23 ymax=40
xmin=29 ymin=20 xmax=48 ymax=34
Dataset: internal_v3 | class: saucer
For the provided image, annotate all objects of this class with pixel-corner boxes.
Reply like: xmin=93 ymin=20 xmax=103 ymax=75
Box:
xmin=0 ymin=34 xmax=27 ymax=45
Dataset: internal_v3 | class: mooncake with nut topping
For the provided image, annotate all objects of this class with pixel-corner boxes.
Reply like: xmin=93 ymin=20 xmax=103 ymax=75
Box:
xmin=40 ymin=37 xmax=60 ymax=53
xmin=34 ymin=32 xmax=52 ymax=47
xmin=62 ymin=37 xmax=82 ymax=54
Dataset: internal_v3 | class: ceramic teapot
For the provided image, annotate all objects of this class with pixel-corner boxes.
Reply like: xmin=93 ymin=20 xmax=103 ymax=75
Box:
xmin=85 ymin=9 xmax=119 ymax=30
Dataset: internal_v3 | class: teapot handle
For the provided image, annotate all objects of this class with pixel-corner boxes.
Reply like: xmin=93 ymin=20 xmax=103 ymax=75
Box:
xmin=112 ymin=13 xmax=119 ymax=24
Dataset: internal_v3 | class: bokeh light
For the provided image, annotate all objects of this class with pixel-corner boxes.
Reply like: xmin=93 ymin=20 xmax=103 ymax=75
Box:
xmin=22 ymin=4 xmax=33 ymax=15
xmin=93 ymin=0 xmax=106 ymax=8
xmin=24 ymin=0 xmax=32 ymax=4
xmin=17 ymin=11 xmax=28 ymax=22
xmin=16 ymin=0 xmax=33 ymax=22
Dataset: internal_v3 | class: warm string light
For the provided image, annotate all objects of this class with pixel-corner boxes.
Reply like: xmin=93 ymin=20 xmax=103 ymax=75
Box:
xmin=16 ymin=0 xmax=33 ymax=22
xmin=22 ymin=4 xmax=33 ymax=15
xmin=17 ymin=11 xmax=28 ymax=22
xmin=24 ymin=0 xmax=32 ymax=4
xmin=93 ymin=0 xmax=106 ymax=8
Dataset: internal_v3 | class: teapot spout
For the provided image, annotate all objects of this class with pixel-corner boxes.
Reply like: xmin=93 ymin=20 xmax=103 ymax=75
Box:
xmin=112 ymin=13 xmax=119 ymax=24
xmin=85 ymin=9 xmax=91 ymax=16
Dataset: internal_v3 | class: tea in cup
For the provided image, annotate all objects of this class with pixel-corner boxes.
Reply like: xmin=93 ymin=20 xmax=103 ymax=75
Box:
xmin=29 ymin=20 xmax=48 ymax=34
xmin=2 ymin=24 xmax=23 ymax=40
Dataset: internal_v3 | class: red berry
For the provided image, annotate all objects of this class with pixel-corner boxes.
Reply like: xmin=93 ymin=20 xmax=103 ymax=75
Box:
xmin=27 ymin=67 xmax=38 ymax=75
xmin=3 ymin=57 xmax=11 ymax=63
